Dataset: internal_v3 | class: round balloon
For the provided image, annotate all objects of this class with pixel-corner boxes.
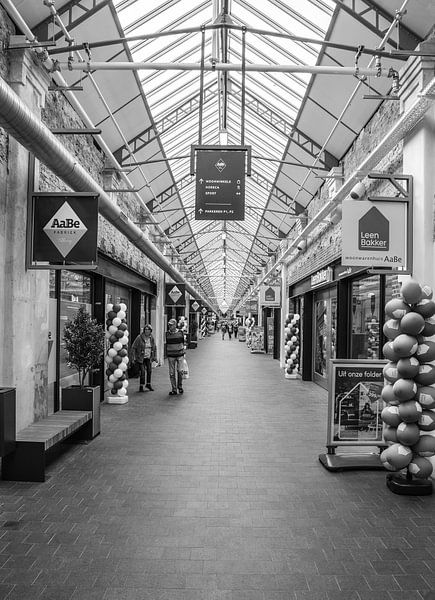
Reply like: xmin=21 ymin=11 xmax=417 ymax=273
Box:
xmin=107 ymin=310 xmax=117 ymax=320
xmin=117 ymin=387 xmax=127 ymax=396
xmin=399 ymin=312 xmax=425 ymax=336
xmin=408 ymin=456 xmax=433 ymax=479
xmin=416 ymin=386 xmax=435 ymax=409
xmin=415 ymin=364 xmax=435 ymax=386
xmin=392 ymin=334 xmax=418 ymax=358
xmin=119 ymin=303 xmax=127 ymax=311
xmin=412 ymin=435 xmax=435 ymax=457
xmin=383 ymin=425 xmax=398 ymax=444
xmin=112 ymin=317 xmax=121 ymax=327
xmin=420 ymin=285 xmax=433 ymax=301
xmin=381 ymin=405 xmax=401 ymax=427
xmin=383 ymin=362 xmax=399 ymax=384
xmin=108 ymin=325 xmax=118 ymax=334
xmin=106 ymin=303 xmax=113 ymax=312
xmin=415 ymin=341 xmax=435 ymax=363
xmin=401 ymin=279 xmax=422 ymax=305
xmin=112 ymin=304 xmax=122 ymax=313
xmin=117 ymin=310 xmax=126 ymax=320
xmin=385 ymin=298 xmax=411 ymax=320
xmin=381 ymin=384 xmax=400 ymax=406
xmin=392 ymin=378 xmax=417 ymax=401
xmin=422 ymin=316 xmax=435 ymax=337
xmin=398 ymin=400 xmax=422 ymax=423
xmin=383 ymin=341 xmax=400 ymax=362
xmin=396 ymin=356 xmax=420 ymax=379
xmin=396 ymin=422 xmax=420 ymax=446
xmin=380 ymin=448 xmax=398 ymax=471
xmin=414 ymin=299 xmax=435 ymax=319
xmin=383 ymin=319 xmax=401 ymax=340
xmin=383 ymin=443 xmax=413 ymax=470
xmin=108 ymin=348 xmax=117 ymax=357
xmin=418 ymin=409 xmax=435 ymax=431
xmin=113 ymin=341 xmax=123 ymax=351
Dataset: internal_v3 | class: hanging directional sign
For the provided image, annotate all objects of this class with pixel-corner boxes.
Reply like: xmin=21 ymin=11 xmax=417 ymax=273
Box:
xmin=165 ymin=283 xmax=186 ymax=306
xmin=30 ymin=193 xmax=99 ymax=269
xmin=195 ymin=149 xmax=245 ymax=220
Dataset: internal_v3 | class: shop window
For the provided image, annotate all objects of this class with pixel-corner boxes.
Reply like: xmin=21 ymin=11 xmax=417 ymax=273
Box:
xmin=350 ymin=275 xmax=380 ymax=359
xmin=59 ymin=271 xmax=92 ymax=389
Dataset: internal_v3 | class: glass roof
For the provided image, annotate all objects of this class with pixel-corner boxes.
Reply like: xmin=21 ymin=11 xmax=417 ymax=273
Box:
xmin=114 ymin=0 xmax=335 ymax=311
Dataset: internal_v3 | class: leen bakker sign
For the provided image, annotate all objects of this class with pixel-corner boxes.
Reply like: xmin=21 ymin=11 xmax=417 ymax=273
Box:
xmin=358 ymin=207 xmax=389 ymax=251
xmin=31 ymin=193 xmax=99 ymax=267
xmin=342 ymin=200 xmax=407 ymax=268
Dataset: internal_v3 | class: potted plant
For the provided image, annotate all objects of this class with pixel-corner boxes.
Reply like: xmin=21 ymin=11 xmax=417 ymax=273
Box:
xmin=61 ymin=305 xmax=105 ymax=438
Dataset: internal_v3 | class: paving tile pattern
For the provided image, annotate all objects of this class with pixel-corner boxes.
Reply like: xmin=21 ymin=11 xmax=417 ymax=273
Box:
xmin=0 ymin=334 xmax=435 ymax=599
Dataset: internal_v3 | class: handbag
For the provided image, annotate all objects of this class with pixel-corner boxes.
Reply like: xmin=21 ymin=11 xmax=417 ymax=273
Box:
xmin=180 ymin=357 xmax=189 ymax=379
xmin=128 ymin=361 xmax=141 ymax=379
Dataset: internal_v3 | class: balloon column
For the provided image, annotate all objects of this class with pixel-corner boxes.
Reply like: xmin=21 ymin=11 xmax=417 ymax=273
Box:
xmin=200 ymin=312 xmax=206 ymax=339
xmin=284 ymin=313 xmax=301 ymax=379
xmin=381 ymin=279 xmax=435 ymax=495
xmin=105 ymin=303 xmax=129 ymax=405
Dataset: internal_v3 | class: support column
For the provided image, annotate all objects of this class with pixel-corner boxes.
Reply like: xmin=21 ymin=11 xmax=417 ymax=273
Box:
xmin=2 ymin=48 xmax=51 ymax=429
xmin=400 ymin=39 xmax=435 ymax=288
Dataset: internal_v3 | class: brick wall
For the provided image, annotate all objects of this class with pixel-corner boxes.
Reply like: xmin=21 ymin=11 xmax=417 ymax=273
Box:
xmin=40 ymin=92 xmax=160 ymax=283
xmin=288 ymin=98 xmax=403 ymax=286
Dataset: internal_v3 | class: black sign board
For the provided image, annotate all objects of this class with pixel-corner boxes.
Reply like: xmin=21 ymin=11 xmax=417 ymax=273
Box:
xmin=195 ymin=149 xmax=245 ymax=220
xmin=327 ymin=360 xmax=386 ymax=447
xmin=165 ymin=283 xmax=186 ymax=306
xmin=30 ymin=193 xmax=99 ymax=269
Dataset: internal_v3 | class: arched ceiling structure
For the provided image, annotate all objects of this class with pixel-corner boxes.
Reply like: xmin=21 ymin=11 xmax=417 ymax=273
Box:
xmin=5 ymin=0 xmax=434 ymax=312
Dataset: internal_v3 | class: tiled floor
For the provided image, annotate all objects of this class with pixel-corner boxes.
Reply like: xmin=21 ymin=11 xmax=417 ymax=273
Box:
xmin=1 ymin=334 xmax=435 ymax=599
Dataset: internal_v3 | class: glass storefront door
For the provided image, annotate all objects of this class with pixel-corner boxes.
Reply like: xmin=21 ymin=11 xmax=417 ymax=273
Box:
xmin=313 ymin=287 xmax=337 ymax=388
xmin=350 ymin=275 xmax=381 ymax=360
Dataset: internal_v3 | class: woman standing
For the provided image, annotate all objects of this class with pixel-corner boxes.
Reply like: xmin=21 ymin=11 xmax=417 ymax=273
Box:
xmin=130 ymin=325 xmax=157 ymax=392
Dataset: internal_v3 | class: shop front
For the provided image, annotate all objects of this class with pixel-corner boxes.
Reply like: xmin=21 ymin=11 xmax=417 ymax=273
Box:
xmin=290 ymin=263 xmax=401 ymax=389
xmin=48 ymin=254 xmax=157 ymax=411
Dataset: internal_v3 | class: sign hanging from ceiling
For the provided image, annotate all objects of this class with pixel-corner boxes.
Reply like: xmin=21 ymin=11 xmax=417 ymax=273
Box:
xmin=29 ymin=193 xmax=99 ymax=269
xmin=342 ymin=200 xmax=407 ymax=269
xmin=192 ymin=146 xmax=250 ymax=221
xmin=165 ymin=283 xmax=186 ymax=306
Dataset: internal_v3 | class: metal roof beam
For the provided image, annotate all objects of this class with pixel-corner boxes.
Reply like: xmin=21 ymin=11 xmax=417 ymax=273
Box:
xmin=250 ymin=170 xmax=305 ymax=214
xmin=330 ymin=0 xmax=422 ymax=50
xmin=115 ymin=85 xmax=217 ymax=161
xmin=33 ymin=0 xmax=111 ymax=41
xmin=232 ymin=84 xmax=338 ymax=169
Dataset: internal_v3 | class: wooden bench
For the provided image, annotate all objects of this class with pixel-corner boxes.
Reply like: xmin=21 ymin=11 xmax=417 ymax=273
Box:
xmin=1 ymin=410 xmax=92 ymax=482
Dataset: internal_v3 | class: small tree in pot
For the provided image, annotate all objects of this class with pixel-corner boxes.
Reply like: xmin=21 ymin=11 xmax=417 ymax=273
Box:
xmin=62 ymin=305 xmax=105 ymax=437
xmin=63 ymin=305 xmax=105 ymax=387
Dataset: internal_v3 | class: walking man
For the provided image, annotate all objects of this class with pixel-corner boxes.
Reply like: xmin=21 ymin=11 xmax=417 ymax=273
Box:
xmin=166 ymin=318 xmax=186 ymax=395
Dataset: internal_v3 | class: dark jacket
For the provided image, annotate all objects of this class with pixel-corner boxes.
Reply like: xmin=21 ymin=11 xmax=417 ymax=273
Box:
xmin=130 ymin=333 xmax=157 ymax=362
xmin=166 ymin=329 xmax=185 ymax=357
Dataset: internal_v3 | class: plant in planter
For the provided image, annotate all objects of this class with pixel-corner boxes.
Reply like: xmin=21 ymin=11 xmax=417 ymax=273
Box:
xmin=62 ymin=305 xmax=105 ymax=438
